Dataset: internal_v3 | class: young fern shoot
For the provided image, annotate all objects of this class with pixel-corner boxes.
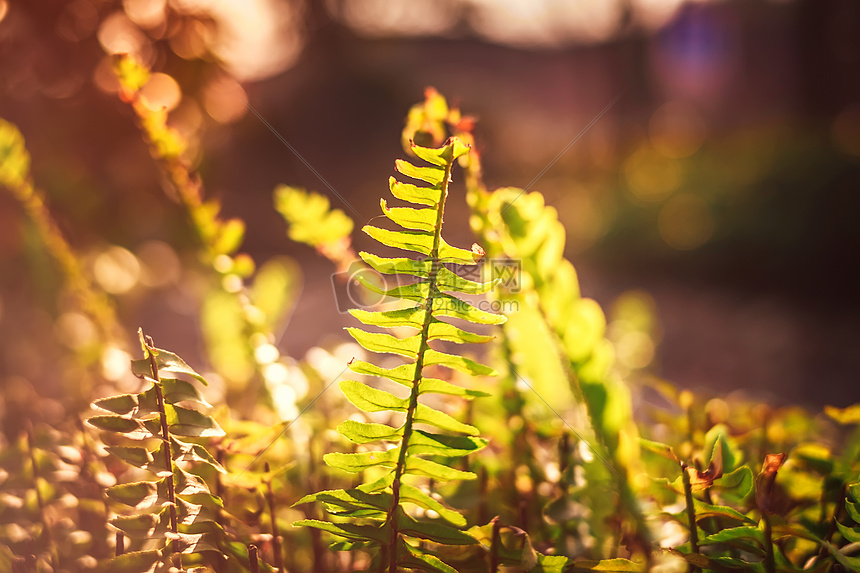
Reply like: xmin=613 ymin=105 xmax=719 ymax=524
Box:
xmin=295 ymin=137 xmax=505 ymax=572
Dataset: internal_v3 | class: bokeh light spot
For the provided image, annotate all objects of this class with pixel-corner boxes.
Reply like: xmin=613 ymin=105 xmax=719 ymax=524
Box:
xmin=56 ymin=312 xmax=97 ymax=349
xmin=101 ymin=346 xmax=132 ymax=382
xmin=123 ymin=0 xmax=166 ymax=29
xmin=93 ymin=56 xmax=121 ymax=94
xmin=271 ymin=384 xmax=298 ymax=421
xmin=169 ymin=19 xmax=212 ymax=60
xmin=616 ymin=331 xmax=656 ymax=370
xmin=139 ymin=72 xmax=182 ymax=112
xmin=557 ymin=183 xmax=616 ymax=254
xmin=0 ymin=1 xmax=9 ymax=24
xmin=624 ymin=144 xmax=683 ymax=203
xmin=263 ymin=362 xmax=289 ymax=386
xmin=254 ymin=343 xmax=280 ymax=365
xmin=94 ymin=246 xmax=141 ymax=294
xmin=658 ymin=194 xmax=714 ymax=250
xmin=170 ymin=0 xmax=303 ymax=81
xmin=340 ymin=0 xmax=459 ymax=38
xmin=97 ymin=11 xmax=150 ymax=59
xmin=469 ymin=0 xmax=623 ymax=47
xmin=221 ymin=273 xmax=243 ymax=293
xmin=137 ymin=240 xmax=181 ymax=288
xmin=203 ymin=75 xmax=247 ymax=124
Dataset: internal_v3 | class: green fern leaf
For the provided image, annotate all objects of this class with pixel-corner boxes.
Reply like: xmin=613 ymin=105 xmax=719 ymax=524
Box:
xmin=394 ymin=159 xmax=445 ymax=185
xmin=413 ymin=404 xmax=479 ymax=435
xmin=349 ymin=306 xmax=427 ymax=329
xmin=389 ymin=177 xmax=439 ymax=207
xmin=360 ymin=251 xmax=433 ymax=276
xmin=346 ymin=328 xmax=421 ymax=358
xmin=324 ymin=449 xmax=400 ymax=473
xmin=295 ymin=136 xmax=503 ymax=570
xmin=397 ymin=540 xmax=459 ymax=573
xmin=362 ymin=225 xmax=435 ymax=256
xmin=340 ymin=380 xmax=408 ymax=413
xmin=381 ymin=198 xmax=438 ymax=231
xmin=89 ymin=331 xmax=227 ymax=568
xmin=423 ymin=349 xmax=496 ymax=376
xmin=337 ymin=420 xmax=402 ymax=444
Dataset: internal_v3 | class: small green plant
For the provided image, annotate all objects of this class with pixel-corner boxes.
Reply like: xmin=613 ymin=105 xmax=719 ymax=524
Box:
xmin=294 ymin=137 xmax=505 ymax=572
xmin=87 ymin=329 xmax=227 ymax=571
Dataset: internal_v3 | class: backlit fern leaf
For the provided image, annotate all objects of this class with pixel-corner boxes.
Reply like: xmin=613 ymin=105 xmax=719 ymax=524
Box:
xmin=87 ymin=330 xmax=227 ymax=572
xmin=294 ymin=137 xmax=505 ymax=572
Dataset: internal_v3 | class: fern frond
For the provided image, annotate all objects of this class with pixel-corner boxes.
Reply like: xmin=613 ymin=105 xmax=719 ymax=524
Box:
xmin=87 ymin=329 xmax=228 ymax=571
xmin=295 ymin=137 xmax=504 ymax=571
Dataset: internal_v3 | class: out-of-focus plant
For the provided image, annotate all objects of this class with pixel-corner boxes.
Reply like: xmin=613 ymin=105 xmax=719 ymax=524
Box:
xmin=273 ymin=185 xmax=355 ymax=272
xmin=0 ymin=119 xmax=124 ymax=404
xmin=111 ymin=55 xmax=300 ymax=414
xmin=0 ymin=421 xmax=116 ymax=572
xmin=0 ymin=120 xmax=119 ymax=341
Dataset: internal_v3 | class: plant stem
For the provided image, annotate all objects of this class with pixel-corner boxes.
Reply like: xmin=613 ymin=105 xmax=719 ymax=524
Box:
xmin=478 ymin=467 xmax=489 ymax=527
xmin=762 ymin=513 xmax=775 ymax=573
xmin=115 ymin=533 xmax=124 ymax=557
xmin=3 ymin=177 xmax=119 ymax=346
xmin=249 ymin=544 xmax=260 ymax=573
xmin=147 ymin=335 xmax=181 ymax=570
xmin=385 ymin=154 xmax=455 ymax=573
xmin=25 ymin=425 xmax=56 ymax=569
xmin=818 ymin=481 xmax=846 ymax=560
xmin=489 ymin=516 xmax=501 ymax=573
xmin=264 ymin=463 xmax=284 ymax=573
xmin=681 ymin=462 xmax=700 ymax=571
xmin=306 ymin=437 xmax=326 ymax=573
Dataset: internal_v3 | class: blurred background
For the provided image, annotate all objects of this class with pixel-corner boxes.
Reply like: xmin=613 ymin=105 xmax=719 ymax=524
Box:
xmin=1 ymin=0 xmax=859 ymax=413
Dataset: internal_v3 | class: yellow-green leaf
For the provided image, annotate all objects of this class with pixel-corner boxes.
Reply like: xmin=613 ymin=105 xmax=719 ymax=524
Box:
xmin=346 ymin=328 xmax=420 ymax=359
xmin=381 ymin=199 xmax=437 ymax=232
xmin=395 ymin=159 xmax=445 ymax=185
xmin=363 ymin=225 xmax=434 ymax=255
xmin=389 ymin=176 xmax=439 ymax=207
xmin=359 ymin=251 xmax=433 ymax=277
xmin=350 ymin=307 xmax=426 ymax=330
xmin=408 ymin=430 xmax=487 ymax=457
xmin=405 ymin=456 xmax=477 ymax=481
xmin=435 ymin=266 xmax=496 ymax=295
xmin=428 ymin=320 xmax=494 ymax=344
xmin=414 ymin=403 xmax=479 ymax=435
xmin=339 ymin=380 xmax=408 ymax=413
xmin=337 ymin=420 xmax=401 ymax=444
xmin=424 ymin=349 xmax=496 ymax=376
xmin=432 ymin=294 xmax=507 ymax=325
